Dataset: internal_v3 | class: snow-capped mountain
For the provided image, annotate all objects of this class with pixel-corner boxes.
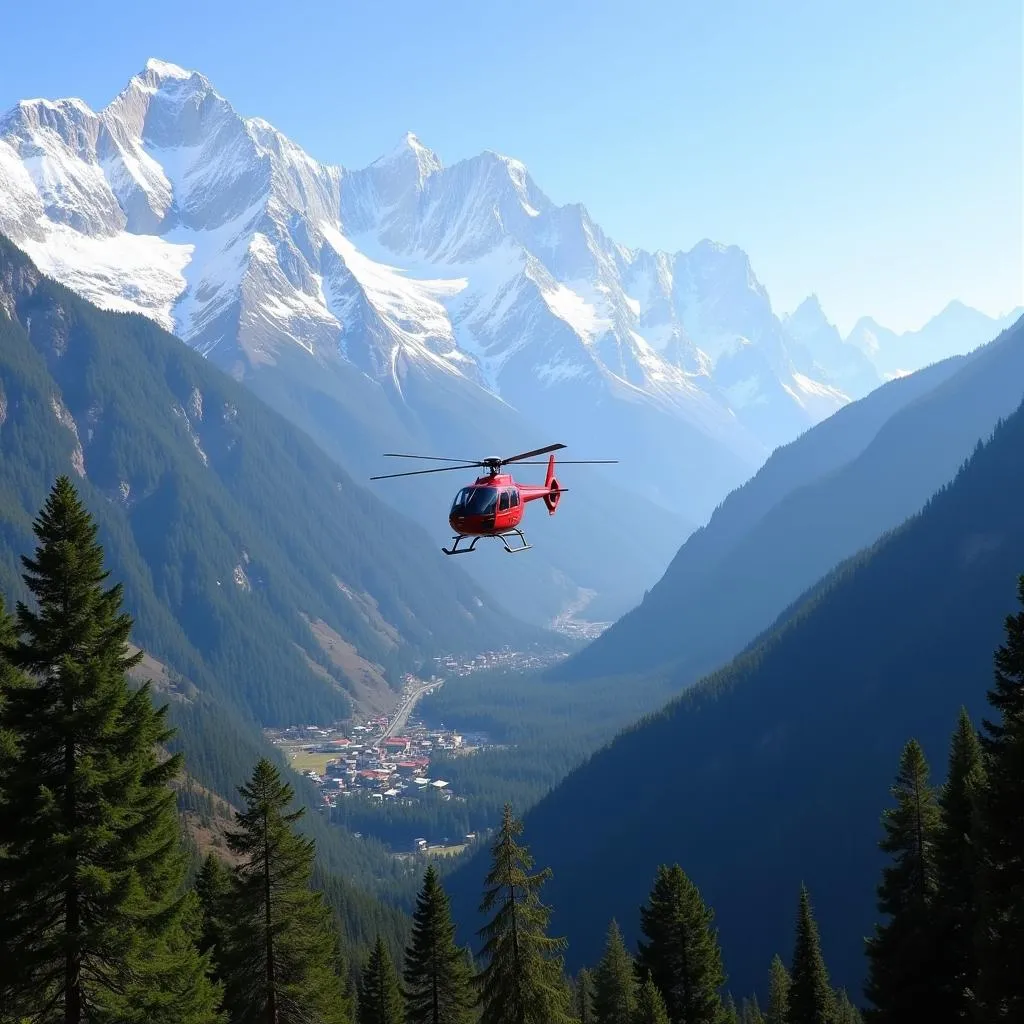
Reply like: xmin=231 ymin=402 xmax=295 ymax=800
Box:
xmin=844 ymin=300 xmax=1024 ymax=380
xmin=783 ymin=295 xmax=882 ymax=400
xmin=0 ymin=59 xmax=853 ymax=517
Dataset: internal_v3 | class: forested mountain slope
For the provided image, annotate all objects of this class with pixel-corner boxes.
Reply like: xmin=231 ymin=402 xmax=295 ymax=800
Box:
xmin=0 ymin=232 xmax=542 ymax=727
xmin=0 ymin=232 xmax=555 ymax=944
xmin=561 ymin=314 xmax=1024 ymax=683
xmin=449 ymin=395 xmax=1024 ymax=998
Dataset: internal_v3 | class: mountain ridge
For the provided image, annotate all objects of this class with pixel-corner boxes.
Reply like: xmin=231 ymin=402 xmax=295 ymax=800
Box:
xmin=448 ymin=390 xmax=1024 ymax=997
xmin=559 ymin=313 xmax=1024 ymax=684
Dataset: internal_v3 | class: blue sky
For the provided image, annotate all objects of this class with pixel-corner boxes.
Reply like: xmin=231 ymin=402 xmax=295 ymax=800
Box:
xmin=1 ymin=0 xmax=1020 ymax=334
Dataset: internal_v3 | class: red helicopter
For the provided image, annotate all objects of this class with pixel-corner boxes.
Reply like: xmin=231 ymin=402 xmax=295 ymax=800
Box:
xmin=370 ymin=443 xmax=616 ymax=555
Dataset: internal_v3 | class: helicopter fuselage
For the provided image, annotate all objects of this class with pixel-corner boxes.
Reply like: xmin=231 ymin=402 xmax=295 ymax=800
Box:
xmin=448 ymin=467 xmax=560 ymax=538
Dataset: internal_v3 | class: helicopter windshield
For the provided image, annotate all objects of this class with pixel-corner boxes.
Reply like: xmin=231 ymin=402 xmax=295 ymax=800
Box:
xmin=451 ymin=487 xmax=499 ymax=516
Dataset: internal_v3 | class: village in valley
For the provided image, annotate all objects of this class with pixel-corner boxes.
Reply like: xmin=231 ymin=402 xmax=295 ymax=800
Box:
xmin=266 ymin=640 xmax=600 ymax=857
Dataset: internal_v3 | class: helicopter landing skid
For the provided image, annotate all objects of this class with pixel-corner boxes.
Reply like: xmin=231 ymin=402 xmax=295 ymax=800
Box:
xmin=497 ymin=528 xmax=532 ymax=554
xmin=441 ymin=529 xmax=532 ymax=556
xmin=442 ymin=535 xmax=480 ymax=555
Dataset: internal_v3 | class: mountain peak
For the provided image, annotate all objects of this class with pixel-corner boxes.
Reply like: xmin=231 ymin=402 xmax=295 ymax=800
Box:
xmin=129 ymin=57 xmax=215 ymax=101
xmin=143 ymin=57 xmax=194 ymax=80
xmin=374 ymin=131 xmax=442 ymax=182
xmin=787 ymin=293 xmax=831 ymax=330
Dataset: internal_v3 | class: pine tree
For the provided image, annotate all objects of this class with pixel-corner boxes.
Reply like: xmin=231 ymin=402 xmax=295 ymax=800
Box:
xmin=740 ymin=995 xmax=765 ymax=1024
xmin=357 ymin=936 xmax=404 ymax=1024
xmin=0 ymin=594 xmax=31 ymax=1023
xmin=976 ymin=573 xmax=1024 ymax=1019
xmin=722 ymin=993 xmax=739 ymax=1023
xmin=403 ymin=864 xmax=475 ymax=1024
xmin=220 ymin=757 xmax=350 ymax=1024
xmin=196 ymin=853 xmax=234 ymax=986
xmin=788 ymin=886 xmax=835 ymax=1024
xmin=863 ymin=738 xmax=942 ymax=1021
xmin=591 ymin=920 xmax=637 ymax=1024
xmin=636 ymin=863 xmax=726 ymax=1024
xmin=0 ymin=476 xmax=219 ymax=1022
xmin=934 ymin=708 xmax=985 ymax=1019
xmin=574 ymin=969 xmax=596 ymax=1024
xmin=833 ymin=991 xmax=863 ymax=1024
xmin=633 ymin=975 xmax=670 ymax=1024
xmin=765 ymin=955 xmax=789 ymax=1024
xmin=475 ymin=803 xmax=573 ymax=1024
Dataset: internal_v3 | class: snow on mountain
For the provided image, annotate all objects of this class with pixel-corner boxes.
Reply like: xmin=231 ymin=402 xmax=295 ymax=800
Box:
xmin=0 ymin=57 xmax=859 ymax=526
xmin=783 ymin=294 xmax=882 ymax=400
xmin=844 ymin=301 xmax=1024 ymax=380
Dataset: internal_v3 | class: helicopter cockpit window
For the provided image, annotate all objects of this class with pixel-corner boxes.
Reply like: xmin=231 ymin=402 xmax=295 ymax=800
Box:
xmin=499 ymin=490 xmax=510 ymax=512
xmin=453 ymin=488 xmax=499 ymax=516
xmin=510 ymin=489 xmax=520 ymax=507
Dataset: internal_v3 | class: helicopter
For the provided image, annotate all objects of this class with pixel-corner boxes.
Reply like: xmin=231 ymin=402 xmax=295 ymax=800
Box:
xmin=370 ymin=443 xmax=616 ymax=555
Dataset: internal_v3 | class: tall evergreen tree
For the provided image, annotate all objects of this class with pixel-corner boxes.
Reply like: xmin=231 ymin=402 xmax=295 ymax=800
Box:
xmin=0 ymin=476 xmax=219 ymax=1023
xmin=591 ymin=920 xmax=637 ymax=1024
xmin=765 ymin=955 xmax=789 ymax=1024
xmin=722 ymin=993 xmax=739 ymax=1024
xmin=196 ymin=853 xmax=234 ymax=986
xmin=863 ymin=738 xmax=942 ymax=1021
xmin=788 ymin=886 xmax=835 ymax=1024
xmin=403 ymin=864 xmax=475 ymax=1024
xmin=833 ymin=991 xmax=863 ymax=1024
xmin=220 ymin=757 xmax=350 ymax=1024
xmin=475 ymin=803 xmax=573 ymax=1024
xmin=739 ymin=996 xmax=765 ymax=1024
xmin=633 ymin=975 xmax=670 ymax=1024
xmin=934 ymin=708 xmax=985 ymax=1020
xmin=636 ymin=863 xmax=726 ymax=1024
xmin=976 ymin=573 xmax=1024 ymax=1019
xmin=357 ymin=937 xmax=404 ymax=1024
xmin=574 ymin=969 xmax=596 ymax=1024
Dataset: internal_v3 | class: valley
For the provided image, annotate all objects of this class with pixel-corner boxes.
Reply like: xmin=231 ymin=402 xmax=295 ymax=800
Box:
xmin=0 ymin=24 xmax=1022 ymax=1024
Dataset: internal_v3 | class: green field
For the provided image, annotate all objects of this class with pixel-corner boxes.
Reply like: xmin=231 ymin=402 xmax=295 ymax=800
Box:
xmin=286 ymin=749 xmax=337 ymax=774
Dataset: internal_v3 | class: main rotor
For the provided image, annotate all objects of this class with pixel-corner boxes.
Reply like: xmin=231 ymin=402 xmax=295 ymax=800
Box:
xmin=368 ymin=443 xmax=616 ymax=482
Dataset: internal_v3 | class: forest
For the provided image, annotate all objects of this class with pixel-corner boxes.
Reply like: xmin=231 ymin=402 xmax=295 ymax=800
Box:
xmin=1 ymin=475 xmax=1022 ymax=1022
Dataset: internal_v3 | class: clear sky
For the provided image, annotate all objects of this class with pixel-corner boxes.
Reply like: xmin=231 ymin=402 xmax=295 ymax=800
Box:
xmin=1 ymin=0 xmax=1020 ymax=334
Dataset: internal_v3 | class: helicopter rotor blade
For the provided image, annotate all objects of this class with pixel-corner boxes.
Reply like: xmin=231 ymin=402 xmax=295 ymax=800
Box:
xmin=500 ymin=443 xmax=567 ymax=465
xmin=503 ymin=460 xmax=618 ymax=465
xmin=370 ymin=464 xmax=482 ymax=481
xmin=381 ymin=453 xmax=484 ymax=464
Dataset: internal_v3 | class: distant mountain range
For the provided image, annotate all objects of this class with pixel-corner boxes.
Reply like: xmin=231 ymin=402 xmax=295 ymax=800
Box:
xmin=447 ymin=314 xmax=1024 ymax=997
xmin=560 ymin=313 xmax=1024 ymax=684
xmin=2 ymin=57 xmax=1015 ymax=621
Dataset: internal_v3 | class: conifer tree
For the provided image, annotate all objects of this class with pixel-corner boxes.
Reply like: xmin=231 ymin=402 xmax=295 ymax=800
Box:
xmin=636 ymin=863 xmax=726 ymax=1024
xmin=788 ymin=886 xmax=835 ymax=1024
xmin=591 ymin=920 xmax=637 ymax=1024
xmin=975 ymin=573 xmax=1024 ymax=1019
xmin=934 ymin=707 xmax=985 ymax=1019
xmin=220 ymin=757 xmax=350 ymax=1024
xmin=0 ymin=476 xmax=219 ymax=1022
xmin=574 ymin=969 xmax=595 ymax=1024
xmin=358 ymin=936 xmax=405 ymax=1024
xmin=633 ymin=975 xmax=670 ymax=1024
xmin=196 ymin=853 xmax=234 ymax=985
xmin=765 ymin=955 xmax=790 ymax=1024
xmin=475 ymin=803 xmax=573 ymax=1024
xmin=739 ymin=995 xmax=765 ymax=1024
xmin=722 ymin=993 xmax=739 ymax=1024
xmin=833 ymin=991 xmax=863 ymax=1024
xmin=863 ymin=738 xmax=942 ymax=1021
xmin=403 ymin=864 xmax=475 ymax=1024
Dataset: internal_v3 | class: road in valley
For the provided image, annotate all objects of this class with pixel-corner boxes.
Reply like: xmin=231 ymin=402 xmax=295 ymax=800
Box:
xmin=380 ymin=679 xmax=443 ymax=743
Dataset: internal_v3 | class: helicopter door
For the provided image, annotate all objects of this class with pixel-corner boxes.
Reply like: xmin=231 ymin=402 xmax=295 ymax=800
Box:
xmin=498 ymin=489 xmax=511 ymax=517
